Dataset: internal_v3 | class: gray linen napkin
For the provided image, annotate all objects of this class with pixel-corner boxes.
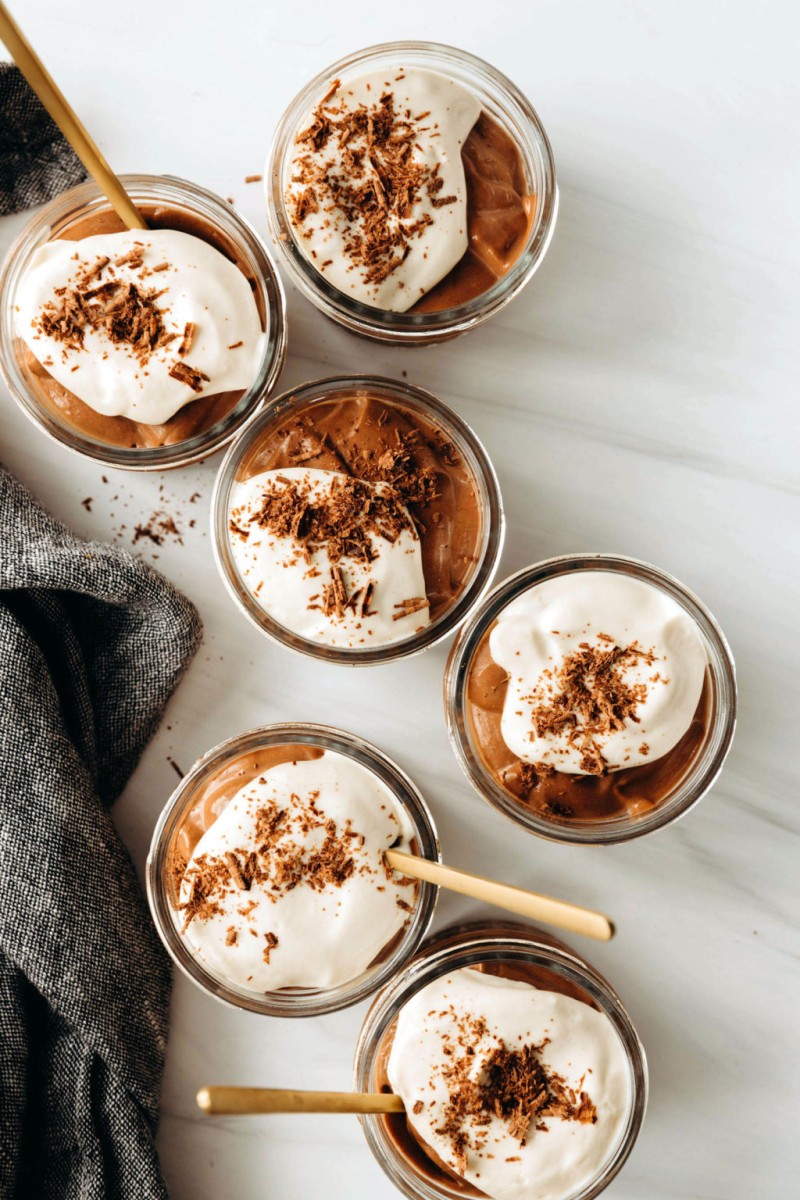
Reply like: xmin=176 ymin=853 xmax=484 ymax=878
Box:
xmin=0 ymin=60 xmax=87 ymax=216
xmin=0 ymin=466 xmax=201 ymax=1198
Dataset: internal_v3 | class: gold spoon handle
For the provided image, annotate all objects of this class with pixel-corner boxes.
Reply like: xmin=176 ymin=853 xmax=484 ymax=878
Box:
xmin=0 ymin=1 xmax=147 ymax=229
xmin=197 ymin=1087 xmax=404 ymax=1115
xmin=386 ymin=849 xmax=615 ymax=942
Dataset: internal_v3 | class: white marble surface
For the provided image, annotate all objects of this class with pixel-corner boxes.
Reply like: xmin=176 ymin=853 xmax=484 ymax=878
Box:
xmin=2 ymin=2 xmax=798 ymax=1197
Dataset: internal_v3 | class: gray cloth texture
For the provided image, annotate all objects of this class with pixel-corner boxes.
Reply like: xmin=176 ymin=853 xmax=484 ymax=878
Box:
xmin=0 ymin=61 xmax=87 ymax=216
xmin=0 ymin=465 xmax=202 ymax=1198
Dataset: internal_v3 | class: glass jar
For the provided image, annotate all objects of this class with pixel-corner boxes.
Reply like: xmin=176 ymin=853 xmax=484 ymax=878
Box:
xmin=211 ymin=374 xmax=504 ymax=665
xmin=146 ymin=723 xmax=439 ymax=1016
xmin=266 ymin=41 xmax=557 ymax=344
xmin=445 ymin=554 xmax=737 ymax=845
xmin=0 ymin=174 xmax=287 ymax=469
xmin=354 ymin=918 xmax=647 ymax=1200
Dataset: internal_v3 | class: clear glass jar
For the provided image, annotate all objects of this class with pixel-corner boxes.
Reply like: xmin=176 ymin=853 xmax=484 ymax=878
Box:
xmin=0 ymin=174 xmax=287 ymax=470
xmin=146 ymin=723 xmax=439 ymax=1016
xmin=211 ymin=374 xmax=505 ymax=665
xmin=445 ymin=554 xmax=738 ymax=845
xmin=266 ymin=41 xmax=557 ymax=344
xmin=354 ymin=918 xmax=648 ymax=1200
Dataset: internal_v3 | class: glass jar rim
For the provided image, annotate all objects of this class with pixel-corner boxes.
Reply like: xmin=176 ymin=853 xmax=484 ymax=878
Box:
xmin=445 ymin=553 xmax=738 ymax=845
xmin=0 ymin=173 xmax=287 ymax=470
xmin=354 ymin=923 xmax=648 ymax=1200
xmin=145 ymin=722 xmax=440 ymax=1017
xmin=266 ymin=40 xmax=558 ymax=342
xmin=211 ymin=373 xmax=505 ymax=665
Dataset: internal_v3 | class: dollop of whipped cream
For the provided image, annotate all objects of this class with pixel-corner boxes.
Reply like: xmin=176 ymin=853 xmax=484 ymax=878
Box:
xmin=490 ymin=572 xmax=708 ymax=774
xmin=178 ymin=751 xmax=417 ymax=991
xmin=283 ymin=68 xmax=481 ymax=311
xmin=388 ymin=968 xmax=631 ymax=1200
xmin=15 ymin=229 xmax=263 ymax=424
xmin=228 ymin=467 xmax=430 ymax=648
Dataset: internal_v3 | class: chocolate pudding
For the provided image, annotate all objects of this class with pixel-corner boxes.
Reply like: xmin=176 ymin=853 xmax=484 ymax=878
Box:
xmin=412 ymin=113 xmax=534 ymax=314
xmin=368 ymin=922 xmax=634 ymax=1200
xmin=235 ymin=393 xmax=482 ymax=622
xmin=283 ymin=68 xmax=533 ymax=315
xmin=172 ymin=743 xmax=321 ymax=869
xmin=20 ymin=205 xmax=265 ymax=450
xmin=375 ymin=961 xmax=599 ymax=1197
xmin=466 ymin=624 xmax=713 ymax=823
xmin=452 ymin=567 xmax=715 ymax=830
xmin=167 ymin=739 xmax=426 ymax=995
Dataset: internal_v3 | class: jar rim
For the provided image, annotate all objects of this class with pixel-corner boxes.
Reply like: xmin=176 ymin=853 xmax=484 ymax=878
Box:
xmin=266 ymin=41 xmax=558 ymax=343
xmin=444 ymin=553 xmax=738 ymax=845
xmin=210 ymin=373 xmax=505 ymax=665
xmin=0 ymin=173 xmax=287 ymax=470
xmin=145 ymin=722 xmax=440 ymax=1017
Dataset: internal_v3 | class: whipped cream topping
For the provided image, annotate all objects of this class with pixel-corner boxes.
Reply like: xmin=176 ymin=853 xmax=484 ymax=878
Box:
xmin=489 ymin=572 xmax=708 ymax=774
xmin=16 ymin=230 xmax=263 ymax=424
xmin=283 ymin=68 xmax=481 ymax=311
xmin=178 ymin=751 xmax=417 ymax=991
xmin=388 ymin=968 xmax=632 ymax=1200
xmin=228 ymin=467 xmax=430 ymax=648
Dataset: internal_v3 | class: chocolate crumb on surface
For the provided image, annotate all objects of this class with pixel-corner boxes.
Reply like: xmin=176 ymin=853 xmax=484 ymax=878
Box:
xmin=132 ymin=511 xmax=184 ymax=548
xmin=167 ymin=757 xmax=184 ymax=780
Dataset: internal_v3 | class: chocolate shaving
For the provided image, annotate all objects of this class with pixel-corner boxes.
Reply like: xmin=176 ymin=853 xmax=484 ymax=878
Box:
xmin=114 ymin=247 xmax=145 ymax=269
xmin=361 ymin=581 xmax=376 ymax=617
xmin=288 ymin=87 xmax=460 ymax=290
xmin=262 ymin=931 xmax=279 ymax=963
xmin=525 ymin=642 xmax=659 ymax=775
xmin=244 ymin=472 xmax=416 ymax=595
xmin=35 ymin=257 xmax=174 ymax=364
xmin=83 ymin=255 xmax=109 ymax=282
xmin=224 ymin=852 xmax=249 ymax=891
xmin=177 ymin=321 xmax=195 ymax=356
xmin=433 ymin=1032 xmax=597 ymax=1174
xmin=177 ymin=787 xmax=418 ymax=933
xmin=168 ymin=360 xmax=210 ymax=393
xmin=392 ymin=596 xmax=429 ymax=621
xmin=167 ymin=757 xmax=185 ymax=780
